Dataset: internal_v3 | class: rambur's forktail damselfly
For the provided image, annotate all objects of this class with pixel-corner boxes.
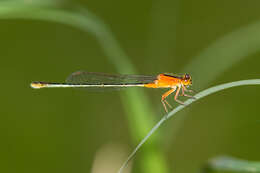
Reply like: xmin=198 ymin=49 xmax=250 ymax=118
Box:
xmin=31 ymin=71 xmax=194 ymax=112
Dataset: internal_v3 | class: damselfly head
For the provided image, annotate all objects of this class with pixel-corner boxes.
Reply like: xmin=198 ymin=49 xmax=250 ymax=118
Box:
xmin=182 ymin=74 xmax=192 ymax=86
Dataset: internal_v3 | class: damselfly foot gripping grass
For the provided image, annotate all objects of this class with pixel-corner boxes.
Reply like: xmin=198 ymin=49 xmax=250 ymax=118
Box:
xmin=31 ymin=71 xmax=195 ymax=112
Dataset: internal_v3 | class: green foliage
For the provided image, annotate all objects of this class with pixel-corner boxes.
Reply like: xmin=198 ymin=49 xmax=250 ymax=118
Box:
xmin=203 ymin=156 xmax=260 ymax=173
xmin=119 ymin=79 xmax=260 ymax=173
xmin=1 ymin=1 xmax=260 ymax=173
xmin=0 ymin=1 xmax=166 ymax=173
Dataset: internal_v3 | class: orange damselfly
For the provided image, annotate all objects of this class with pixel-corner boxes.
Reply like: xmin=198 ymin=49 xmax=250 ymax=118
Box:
xmin=31 ymin=71 xmax=194 ymax=112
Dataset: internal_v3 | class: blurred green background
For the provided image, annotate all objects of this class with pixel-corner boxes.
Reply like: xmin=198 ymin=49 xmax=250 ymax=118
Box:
xmin=1 ymin=0 xmax=260 ymax=173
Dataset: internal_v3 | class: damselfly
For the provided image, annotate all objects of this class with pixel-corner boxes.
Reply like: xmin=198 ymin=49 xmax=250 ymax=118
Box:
xmin=31 ymin=71 xmax=194 ymax=112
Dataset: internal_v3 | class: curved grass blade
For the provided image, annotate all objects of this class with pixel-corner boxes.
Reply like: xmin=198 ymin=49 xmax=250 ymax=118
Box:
xmin=118 ymin=79 xmax=260 ymax=173
xmin=202 ymin=156 xmax=260 ymax=173
xmin=0 ymin=0 xmax=157 ymax=141
xmin=184 ymin=21 xmax=260 ymax=89
xmin=0 ymin=2 xmax=167 ymax=172
xmin=167 ymin=21 xmax=260 ymax=149
xmin=0 ymin=0 xmax=63 ymax=7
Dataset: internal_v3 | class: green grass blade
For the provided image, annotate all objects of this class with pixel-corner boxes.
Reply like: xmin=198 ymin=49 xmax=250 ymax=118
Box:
xmin=0 ymin=2 xmax=167 ymax=172
xmin=118 ymin=79 xmax=260 ymax=173
xmin=0 ymin=0 xmax=63 ymax=7
xmin=203 ymin=156 xmax=260 ymax=173
xmin=168 ymin=21 xmax=260 ymax=150
xmin=183 ymin=21 xmax=260 ymax=89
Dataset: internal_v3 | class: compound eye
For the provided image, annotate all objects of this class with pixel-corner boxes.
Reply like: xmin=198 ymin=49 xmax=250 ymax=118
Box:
xmin=185 ymin=74 xmax=190 ymax=80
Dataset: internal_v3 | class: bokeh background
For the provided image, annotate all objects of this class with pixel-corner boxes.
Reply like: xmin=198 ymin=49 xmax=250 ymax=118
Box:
xmin=1 ymin=0 xmax=260 ymax=173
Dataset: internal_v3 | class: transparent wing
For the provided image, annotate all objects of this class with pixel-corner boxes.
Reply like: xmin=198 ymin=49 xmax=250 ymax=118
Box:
xmin=66 ymin=71 xmax=157 ymax=86
xmin=163 ymin=73 xmax=183 ymax=79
